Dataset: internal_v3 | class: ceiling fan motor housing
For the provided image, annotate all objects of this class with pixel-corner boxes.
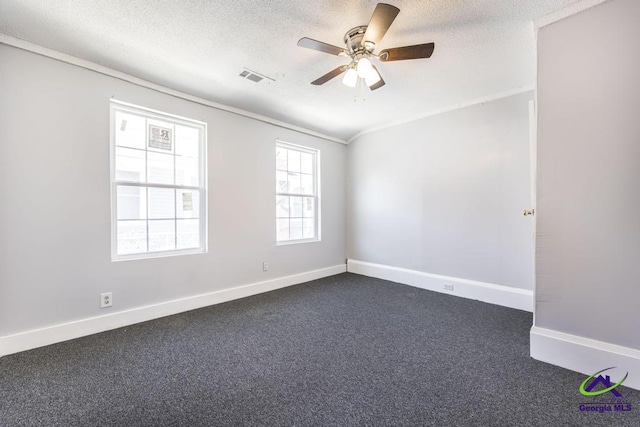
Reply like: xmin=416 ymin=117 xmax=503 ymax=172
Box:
xmin=344 ymin=26 xmax=373 ymax=56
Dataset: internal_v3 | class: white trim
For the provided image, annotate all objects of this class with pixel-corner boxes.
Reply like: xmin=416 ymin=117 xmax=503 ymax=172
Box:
xmin=112 ymin=98 xmax=208 ymax=126
xmin=534 ymin=0 xmax=610 ymax=29
xmin=276 ymin=238 xmax=320 ymax=246
xmin=533 ymin=18 xmax=540 ymax=326
xmin=347 ymin=260 xmax=533 ymax=312
xmin=0 ymin=33 xmax=347 ymax=145
xmin=0 ymin=264 xmax=346 ymax=357
xmin=528 ymin=99 xmax=538 ymax=324
xmin=531 ymin=326 xmax=640 ymax=391
xmin=275 ymin=139 xmax=319 ymax=155
xmin=347 ymin=86 xmax=534 ymax=144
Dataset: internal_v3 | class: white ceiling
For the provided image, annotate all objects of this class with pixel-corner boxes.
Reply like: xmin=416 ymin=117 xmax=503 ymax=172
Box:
xmin=0 ymin=0 xmax=578 ymax=141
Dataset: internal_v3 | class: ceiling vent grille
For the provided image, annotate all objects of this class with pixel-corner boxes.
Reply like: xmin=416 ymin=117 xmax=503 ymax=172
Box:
xmin=238 ymin=68 xmax=274 ymax=83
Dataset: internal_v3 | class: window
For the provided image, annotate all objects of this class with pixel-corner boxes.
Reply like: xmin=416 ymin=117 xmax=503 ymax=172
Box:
xmin=276 ymin=141 xmax=319 ymax=243
xmin=110 ymin=100 xmax=206 ymax=260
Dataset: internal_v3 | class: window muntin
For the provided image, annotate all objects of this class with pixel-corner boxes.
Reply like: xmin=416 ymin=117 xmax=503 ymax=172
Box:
xmin=276 ymin=142 xmax=319 ymax=243
xmin=110 ymin=101 xmax=206 ymax=260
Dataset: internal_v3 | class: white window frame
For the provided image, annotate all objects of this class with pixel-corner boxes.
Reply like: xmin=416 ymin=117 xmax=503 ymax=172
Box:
xmin=110 ymin=100 xmax=207 ymax=261
xmin=276 ymin=140 xmax=321 ymax=245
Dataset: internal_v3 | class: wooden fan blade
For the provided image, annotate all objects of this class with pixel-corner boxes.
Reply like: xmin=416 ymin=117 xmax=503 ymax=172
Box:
xmin=363 ymin=3 xmax=400 ymax=46
xmin=311 ymin=65 xmax=348 ymax=85
xmin=298 ymin=37 xmax=347 ymax=56
xmin=379 ymin=43 xmax=435 ymax=61
xmin=369 ymin=65 xmax=385 ymax=91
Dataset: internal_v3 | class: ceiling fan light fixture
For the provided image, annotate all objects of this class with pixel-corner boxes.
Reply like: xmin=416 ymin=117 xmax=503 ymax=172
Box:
xmin=342 ymin=67 xmax=358 ymax=87
xmin=356 ymin=57 xmax=374 ymax=78
xmin=365 ymin=68 xmax=381 ymax=86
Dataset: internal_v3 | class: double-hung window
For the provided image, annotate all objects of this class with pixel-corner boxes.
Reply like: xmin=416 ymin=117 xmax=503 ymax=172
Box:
xmin=276 ymin=141 xmax=320 ymax=243
xmin=110 ymin=101 xmax=207 ymax=260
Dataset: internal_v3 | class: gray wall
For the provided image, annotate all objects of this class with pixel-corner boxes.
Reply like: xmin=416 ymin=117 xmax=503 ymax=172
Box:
xmin=536 ymin=0 xmax=640 ymax=349
xmin=0 ymin=44 xmax=346 ymax=336
xmin=347 ymin=92 xmax=534 ymax=289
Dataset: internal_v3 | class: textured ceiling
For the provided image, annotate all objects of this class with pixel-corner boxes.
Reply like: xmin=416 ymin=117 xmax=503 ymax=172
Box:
xmin=0 ymin=0 xmax=578 ymax=141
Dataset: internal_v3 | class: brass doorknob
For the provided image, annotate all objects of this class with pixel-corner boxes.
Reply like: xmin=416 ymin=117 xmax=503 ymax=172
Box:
xmin=523 ymin=209 xmax=535 ymax=216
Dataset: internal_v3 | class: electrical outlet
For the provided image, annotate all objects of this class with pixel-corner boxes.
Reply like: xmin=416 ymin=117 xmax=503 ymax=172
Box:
xmin=100 ymin=292 xmax=113 ymax=308
xmin=444 ymin=284 xmax=454 ymax=291
xmin=262 ymin=262 xmax=269 ymax=272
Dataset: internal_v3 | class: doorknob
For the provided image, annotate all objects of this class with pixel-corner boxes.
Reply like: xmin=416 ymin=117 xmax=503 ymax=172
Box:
xmin=523 ymin=209 xmax=535 ymax=216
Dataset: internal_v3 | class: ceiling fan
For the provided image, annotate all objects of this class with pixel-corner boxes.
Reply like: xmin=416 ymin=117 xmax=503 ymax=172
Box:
xmin=297 ymin=3 xmax=435 ymax=91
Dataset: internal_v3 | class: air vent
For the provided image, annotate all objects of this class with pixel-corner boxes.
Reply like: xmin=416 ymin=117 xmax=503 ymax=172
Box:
xmin=238 ymin=68 xmax=275 ymax=84
xmin=246 ymin=73 xmax=263 ymax=83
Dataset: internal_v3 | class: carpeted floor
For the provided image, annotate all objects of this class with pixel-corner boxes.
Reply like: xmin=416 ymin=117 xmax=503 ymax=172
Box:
xmin=0 ymin=273 xmax=638 ymax=426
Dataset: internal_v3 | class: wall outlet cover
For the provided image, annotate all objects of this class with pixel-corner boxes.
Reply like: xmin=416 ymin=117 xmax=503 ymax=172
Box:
xmin=100 ymin=292 xmax=113 ymax=308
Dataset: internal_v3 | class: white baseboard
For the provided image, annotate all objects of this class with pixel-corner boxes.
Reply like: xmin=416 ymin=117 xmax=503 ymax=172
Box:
xmin=347 ymin=259 xmax=533 ymax=312
xmin=0 ymin=264 xmax=346 ymax=357
xmin=531 ymin=326 xmax=640 ymax=391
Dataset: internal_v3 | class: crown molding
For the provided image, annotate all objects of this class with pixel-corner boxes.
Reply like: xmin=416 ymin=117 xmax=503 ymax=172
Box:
xmin=0 ymin=33 xmax=347 ymax=145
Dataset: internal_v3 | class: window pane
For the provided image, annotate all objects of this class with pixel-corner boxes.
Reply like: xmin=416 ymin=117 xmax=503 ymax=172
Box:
xmin=301 ymin=174 xmax=313 ymax=195
xmin=177 ymin=219 xmax=199 ymax=249
xmin=287 ymin=150 xmax=301 ymax=172
xmin=290 ymin=218 xmax=303 ymax=240
xmin=276 ymin=196 xmax=289 ymax=218
xmin=111 ymin=102 xmax=206 ymax=260
xmin=148 ymin=151 xmax=174 ymax=184
xmin=149 ymin=220 xmax=176 ymax=252
xmin=115 ymin=112 xmax=145 ymax=150
xmin=175 ymin=125 xmax=200 ymax=158
xmin=177 ymin=190 xmax=199 ymax=219
xmin=117 ymin=220 xmax=147 ymax=255
xmin=176 ymin=156 xmax=199 ymax=186
xmin=148 ymin=187 xmax=175 ymax=219
xmin=277 ymin=218 xmax=289 ymax=241
xmin=275 ymin=144 xmax=319 ymax=243
xmin=115 ymin=147 xmax=145 ymax=183
xmin=117 ymin=186 xmax=147 ymax=220
xmin=301 ymin=152 xmax=313 ymax=174
xmin=276 ymin=147 xmax=287 ymax=170
xmin=303 ymin=197 xmax=314 ymax=218
xmin=303 ymin=218 xmax=315 ymax=239
xmin=276 ymin=170 xmax=288 ymax=193
xmin=147 ymin=119 xmax=174 ymax=153
xmin=290 ymin=196 xmax=303 ymax=218
xmin=287 ymin=172 xmax=301 ymax=194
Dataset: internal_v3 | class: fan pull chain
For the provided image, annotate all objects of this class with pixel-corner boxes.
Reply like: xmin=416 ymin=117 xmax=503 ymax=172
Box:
xmin=354 ymin=77 xmax=368 ymax=102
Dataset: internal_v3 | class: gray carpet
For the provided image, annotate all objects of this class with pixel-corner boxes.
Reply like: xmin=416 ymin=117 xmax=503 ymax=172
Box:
xmin=0 ymin=273 xmax=638 ymax=426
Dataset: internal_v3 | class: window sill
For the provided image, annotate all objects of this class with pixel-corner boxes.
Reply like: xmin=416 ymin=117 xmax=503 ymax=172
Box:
xmin=276 ymin=238 xmax=321 ymax=246
xmin=112 ymin=247 xmax=207 ymax=262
